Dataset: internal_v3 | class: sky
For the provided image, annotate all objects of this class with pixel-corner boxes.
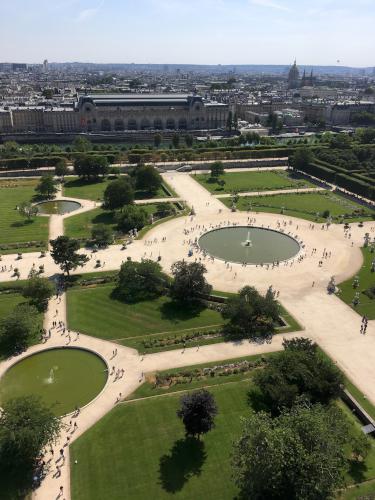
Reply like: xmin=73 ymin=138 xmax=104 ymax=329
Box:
xmin=1 ymin=0 xmax=374 ymax=66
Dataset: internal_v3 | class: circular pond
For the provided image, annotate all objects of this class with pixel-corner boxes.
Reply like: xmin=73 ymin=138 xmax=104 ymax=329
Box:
xmin=37 ymin=200 xmax=81 ymax=215
xmin=198 ymin=226 xmax=300 ymax=265
xmin=0 ymin=348 xmax=108 ymax=416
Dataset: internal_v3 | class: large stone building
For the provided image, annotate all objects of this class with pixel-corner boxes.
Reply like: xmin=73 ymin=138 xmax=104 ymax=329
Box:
xmin=288 ymin=60 xmax=300 ymax=89
xmin=0 ymin=94 xmax=228 ymax=135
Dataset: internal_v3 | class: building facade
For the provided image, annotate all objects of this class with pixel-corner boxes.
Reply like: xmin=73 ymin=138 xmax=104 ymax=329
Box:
xmin=0 ymin=94 xmax=229 ymax=134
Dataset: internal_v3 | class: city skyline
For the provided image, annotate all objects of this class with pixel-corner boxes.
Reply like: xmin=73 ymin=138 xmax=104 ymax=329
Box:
xmin=1 ymin=0 xmax=374 ymax=66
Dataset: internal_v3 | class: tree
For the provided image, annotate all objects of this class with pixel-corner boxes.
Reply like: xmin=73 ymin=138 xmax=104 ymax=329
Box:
xmin=116 ymin=259 xmax=169 ymax=302
xmin=210 ymin=161 xmax=225 ymax=178
xmin=22 ymin=276 xmax=55 ymax=312
xmin=266 ymin=112 xmax=283 ymax=132
xmin=0 ymin=396 xmax=60 ymax=490
xmin=135 ymin=165 xmax=162 ymax=195
xmin=0 ymin=304 xmax=39 ymax=355
xmin=91 ymin=224 xmax=113 ymax=247
xmin=170 ymin=261 xmax=212 ymax=302
xmin=289 ymin=147 xmax=314 ymax=170
xmin=115 ymin=205 xmax=149 ymax=233
xmin=18 ymin=201 xmax=38 ymax=220
xmin=35 ymin=174 xmax=57 ymax=199
xmin=185 ymin=134 xmax=194 ymax=148
xmin=55 ymin=159 xmax=69 ymax=179
xmin=73 ymin=136 xmax=91 ymax=152
xmin=177 ymin=390 xmax=218 ymax=439
xmin=154 ymin=134 xmax=162 ymax=148
xmin=232 ymin=402 xmax=362 ymax=500
xmin=254 ymin=337 xmax=343 ymax=414
xmin=172 ymin=134 xmax=180 ymax=148
xmin=103 ymin=178 xmax=134 ymax=210
xmin=73 ymin=155 xmax=109 ymax=180
xmin=50 ymin=236 xmax=89 ymax=276
xmin=222 ymin=286 xmax=279 ymax=339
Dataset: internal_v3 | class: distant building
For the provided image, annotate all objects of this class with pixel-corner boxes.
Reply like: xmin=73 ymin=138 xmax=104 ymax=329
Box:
xmin=288 ymin=60 xmax=300 ymax=89
xmin=43 ymin=59 xmax=49 ymax=73
xmin=0 ymin=94 xmax=229 ymax=134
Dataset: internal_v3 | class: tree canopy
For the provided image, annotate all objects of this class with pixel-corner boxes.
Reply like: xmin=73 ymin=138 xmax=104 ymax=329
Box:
xmin=0 ymin=304 xmax=39 ymax=355
xmin=0 ymin=396 xmax=60 ymax=491
xmin=73 ymin=154 xmax=109 ymax=180
xmin=232 ymin=402 xmax=365 ymax=500
xmin=170 ymin=261 xmax=212 ymax=302
xmin=55 ymin=159 xmax=69 ymax=178
xmin=253 ymin=338 xmax=343 ymax=414
xmin=50 ymin=236 xmax=89 ymax=276
xmin=115 ymin=205 xmax=149 ymax=233
xmin=35 ymin=174 xmax=58 ymax=199
xmin=289 ymin=147 xmax=314 ymax=170
xmin=134 ymin=165 xmax=162 ymax=195
xmin=222 ymin=286 xmax=279 ymax=339
xmin=177 ymin=389 xmax=218 ymax=439
xmin=91 ymin=224 xmax=113 ymax=247
xmin=116 ymin=259 xmax=169 ymax=302
xmin=210 ymin=161 xmax=225 ymax=178
xmin=103 ymin=177 xmax=134 ymax=210
xmin=22 ymin=276 xmax=55 ymax=312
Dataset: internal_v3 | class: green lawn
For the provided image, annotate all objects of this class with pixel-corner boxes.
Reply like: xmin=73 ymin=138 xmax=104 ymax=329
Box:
xmin=70 ymin=357 xmax=375 ymax=500
xmin=67 ymin=285 xmax=223 ymax=342
xmin=63 ymin=176 xmax=170 ymax=201
xmin=0 ymin=179 xmax=49 ymax=252
xmin=194 ymin=170 xmax=314 ymax=194
xmin=64 ymin=203 xmax=170 ymax=241
xmin=224 ymin=191 xmax=375 ymax=223
xmin=338 ymin=247 xmax=375 ymax=319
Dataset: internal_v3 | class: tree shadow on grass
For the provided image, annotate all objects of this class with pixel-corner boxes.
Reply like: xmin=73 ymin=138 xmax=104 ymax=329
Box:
xmin=64 ymin=178 xmax=104 ymax=189
xmin=348 ymin=459 xmax=368 ymax=484
xmin=11 ymin=220 xmax=34 ymax=227
xmin=92 ymin=211 xmax=115 ymax=225
xmin=159 ymin=437 xmax=207 ymax=493
xmin=159 ymin=300 xmax=206 ymax=324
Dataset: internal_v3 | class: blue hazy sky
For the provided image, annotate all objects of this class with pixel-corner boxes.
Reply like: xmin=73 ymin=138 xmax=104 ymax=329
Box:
xmin=1 ymin=0 xmax=374 ymax=66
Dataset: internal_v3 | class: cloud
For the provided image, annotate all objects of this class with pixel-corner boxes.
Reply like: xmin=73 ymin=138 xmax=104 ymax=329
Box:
xmin=250 ymin=0 xmax=291 ymax=12
xmin=76 ymin=1 xmax=103 ymax=22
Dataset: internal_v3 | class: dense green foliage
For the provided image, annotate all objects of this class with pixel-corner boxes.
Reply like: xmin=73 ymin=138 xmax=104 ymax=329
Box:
xmin=177 ymin=390 xmax=218 ymax=438
xmin=133 ymin=165 xmax=162 ymax=195
xmin=115 ymin=205 xmax=149 ymax=232
xmin=91 ymin=224 xmax=113 ymax=247
xmin=232 ymin=402 xmax=365 ymax=500
xmin=74 ymin=155 xmax=109 ymax=180
xmin=116 ymin=260 xmax=169 ymax=302
xmin=22 ymin=276 xmax=55 ymax=311
xmin=170 ymin=261 xmax=212 ymax=302
xmin=0 ymin=303 xmax=39 ymax=355
xmin=222 ymin=286 xmax=279 ymax=339
xmin=253 ymin=338 xmax=343 ymax=413
xmin=35 ymin=174 xmax=57 ymax=199
xmin=103 ymin=177 xmax=134 ymax=210
xmin=0 ymin=396 xmax=60 ymax=493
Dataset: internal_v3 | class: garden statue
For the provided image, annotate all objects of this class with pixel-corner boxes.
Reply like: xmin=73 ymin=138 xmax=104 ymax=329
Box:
xmin=353 ymin=292 xmax=360 ymax=306
xmin=352 ymin=276 xmax=360 ymax=288
xmin=364 ymin=233 xmax=370 ymax=247
xmin=327 ymin=276 xmax=336 ymax=294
